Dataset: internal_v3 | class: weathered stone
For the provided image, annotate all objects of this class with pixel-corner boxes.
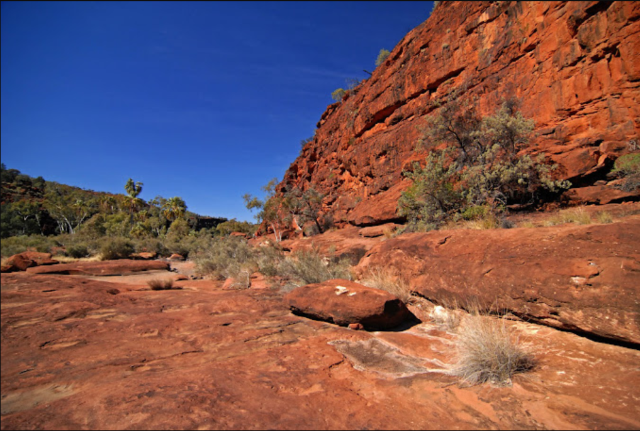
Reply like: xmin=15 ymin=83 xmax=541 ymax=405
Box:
xmin=284 ymin=279 xmax=413 ymax=330
xmin=168 ymin=253 xmax=185 ymax=261
xmin=26 ymin=259 xmax=170 ymax=276
xmin=1 ymin=252 xmax=59 ymax=273
xmin=359 ymin=223 xmax=401 ymax=238
xmin=131 ymin=251 xmax=157 ymax=260
xmin=355 ymin=217 xmax=640 ymax=346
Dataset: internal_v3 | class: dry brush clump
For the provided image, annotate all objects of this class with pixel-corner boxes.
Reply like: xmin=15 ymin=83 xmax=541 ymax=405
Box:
xmin=278 ymin=247 xmax=353 ymax=290
xmin=192 ymin=236 xmax=258 ymax=288
xmin=448 ymin=312 xmax=534 ymax=386
xmin=358 ymin=266 xmax=413 ymax=304
xmin=147 ymin=278 xmax=174 ymax=290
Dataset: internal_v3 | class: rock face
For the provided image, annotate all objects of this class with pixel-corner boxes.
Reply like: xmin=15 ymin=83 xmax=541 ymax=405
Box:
xmin=284 ymin=279 xmax=413 ymax=330
xmin=280 ymin=1 xmax=640 ymax=227
xmin=355 ymin=217 xmax=640 ymax=346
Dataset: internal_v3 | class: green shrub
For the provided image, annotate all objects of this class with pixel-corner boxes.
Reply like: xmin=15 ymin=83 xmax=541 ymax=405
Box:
xmin=398 ymin=147 xmax=463 ymax=231
xmin=193 ymin=236 xmax=257 ymax=282
xmin=0 ymin=235 xmax=58 ymax=257
xmin=612 ymin=153 xmax=640 ymax=192
xmin=66 ymin=244 xmax=89 ymax=258
xmin=133 ymin=237 xmax=169 ymax=256
xmin=100 ymin=238 xmax=134 ymax=260
xmin=375 ymin=49 xmax=391 ymax=67
xmin=398 ymin=97 xmax=571 ymax=231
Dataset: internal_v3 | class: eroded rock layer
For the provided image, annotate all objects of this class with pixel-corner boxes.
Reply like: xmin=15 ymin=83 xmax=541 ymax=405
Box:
xmin=281 ymin=1 xmax=640 ymax=227
xmin=355 ymin=216 xmax=640 ymax=346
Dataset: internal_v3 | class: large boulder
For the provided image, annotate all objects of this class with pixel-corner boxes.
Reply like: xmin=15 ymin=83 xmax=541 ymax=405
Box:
xmin=1 ymin=251 xmax=59 ymax=273
xmin=355 ymin=217 xmax=640 ymax=346
xmin=283 ymin=279 xmax=413 ymax=330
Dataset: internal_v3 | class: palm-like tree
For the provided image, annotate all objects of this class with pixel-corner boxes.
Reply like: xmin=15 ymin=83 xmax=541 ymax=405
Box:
xmin=124 ymin=178 xmax=143 ymax=199
xmin=162 ymin=197 xmax=187 ymax=221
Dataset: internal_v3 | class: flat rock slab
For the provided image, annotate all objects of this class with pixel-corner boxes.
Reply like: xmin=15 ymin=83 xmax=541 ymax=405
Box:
xmin=2 ymin=271 xmax=640 ymax=429
xmin=26 ymin=259 xmax=170 ymax=276
xmin=356 ymin=217 xmax=640 ymax=346
xmin=284 ymin=279 xmax=412 ymax=330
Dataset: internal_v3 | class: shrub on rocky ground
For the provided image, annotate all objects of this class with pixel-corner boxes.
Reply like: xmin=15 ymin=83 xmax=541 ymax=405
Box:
xmin=193 ymin=236 xmax=257 ymax=282
xmin=449 ymin=313 xmax=534 ymax=386
xmin=0 ymin=235 xmax=58 ymax=258
xmin=612 ymin=153 xmax=640 ymax=192
xmin=279 ymin=247 xmax=352 ymax=287
xmin=66 ymin=244 xmax=89 ymax=258
xmin=99 ymin=238 xmax=134 ymax=260
xmin=147 ymin=278 xmax=174 ymax=290
xmin=359 ymin=266 xmax=413 ymax=304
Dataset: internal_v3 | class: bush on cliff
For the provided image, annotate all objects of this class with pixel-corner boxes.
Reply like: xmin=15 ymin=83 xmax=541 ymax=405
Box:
xmin=612 ymin=153 xmax=640 ymax=192
xmin=331 ymin=88 xmax=346 ymax=102
xmin=398 ymin=95 xmax=571 ymax=231
xmin=375 ymin=48 xmax=390 ymax=67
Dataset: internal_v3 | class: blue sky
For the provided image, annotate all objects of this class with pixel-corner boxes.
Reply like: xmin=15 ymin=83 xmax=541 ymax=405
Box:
xmin=1 ymin=1 xmax=434 ymax=222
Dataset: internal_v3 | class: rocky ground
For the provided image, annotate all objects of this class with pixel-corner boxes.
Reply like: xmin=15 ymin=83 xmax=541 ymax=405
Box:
xmin=2 ymin=204 xmax=640 ymax=430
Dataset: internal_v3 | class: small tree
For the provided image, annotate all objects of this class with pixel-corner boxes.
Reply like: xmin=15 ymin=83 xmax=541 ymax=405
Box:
xmin=399 ymin=96 xmax=571 ymax=230
xmin=331 ymin=88 xmax=346 ymax=102
xmin=124 ymin=178 xmax=143 ymax=199
xmin=244 ymin=178 xmax=289 ymax=242
xmin=283 ymin=185 xmax=325 ymax=235
xmin=375 ymin=49 xmax=391 ymax=67
xmin=162 ymin=197 xmax=187 ymax=222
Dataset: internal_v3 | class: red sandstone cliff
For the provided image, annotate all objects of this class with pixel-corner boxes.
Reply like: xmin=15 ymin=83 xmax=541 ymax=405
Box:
xmin=280 ymin=1 xmax=639 ymax=228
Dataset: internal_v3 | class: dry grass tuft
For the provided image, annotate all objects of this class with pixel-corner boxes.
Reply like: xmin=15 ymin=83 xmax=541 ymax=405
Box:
xmin=359 ymin=266 xmax=413 ymax=304
xmin=147 ymin=278 xmax=174 ymax=291
xmin=594 ymin=211 xmax=614 ymax=224
xmin=544 ymin=207 xmax=592 ymax=226
xmin=279 ymin=247 xmax=352 ymax=287
xmin=449 ymin=313 xmax=534 ymax=386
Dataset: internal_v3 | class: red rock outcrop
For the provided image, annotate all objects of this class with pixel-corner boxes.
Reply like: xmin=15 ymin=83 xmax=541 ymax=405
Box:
xmin=26 ymin=259 xmax=170 ymax=276
xmin=284 ymin=279 xmax=413 ymax=330
xmin=280 ymin=1 xmax=640 ymax=227
xmin=1 ymin=252 xmax=59 ymax=273
xmin=354 ymin=216 xmax=640 ymax=346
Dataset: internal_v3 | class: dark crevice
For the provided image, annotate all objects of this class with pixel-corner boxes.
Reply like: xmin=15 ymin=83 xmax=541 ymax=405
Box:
xmin=413 ymin=293 xmax=640 ymax=351
xmin=513 ymin=312 xmax=640 ymax=351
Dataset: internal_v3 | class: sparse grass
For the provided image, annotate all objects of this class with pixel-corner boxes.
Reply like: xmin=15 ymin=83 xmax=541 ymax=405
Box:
xmin=594 ymin=211 xmax=614 ymax=224
xmin=449 ymin=313 xmax=534 ymax=387
xmin=359 ymin=266 xmax=413 ymax=304
xmin=51 ymin=255 xmax=101 ymax=263
xmin=544 ymin=207 xmax=592 ymax=226
xmin=147 ymin=278 xmax=174 ymax=290
xmin=518 ymin=221 xmax=536 ymax=228
xmin=279 ymin=247 xmax=352 ymax=288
